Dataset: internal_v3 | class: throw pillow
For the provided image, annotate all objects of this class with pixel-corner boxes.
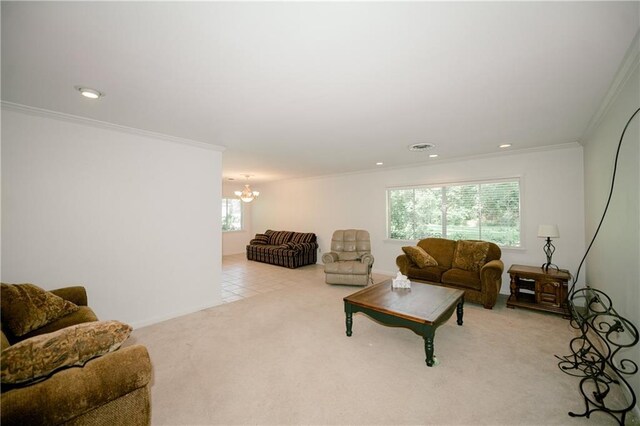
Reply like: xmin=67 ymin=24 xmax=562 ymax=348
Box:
xmin=1 ymin=320 xmax=132 ymax=385
xmin=0 ymin=283 xmax=79 ymax=337
xmin=452 ymin=241 xmax=490 ymax=272
xmin=290 ymin=233 xmax=315 ymax=243
xmin=252 ymin=234 xmax=269 ymax=245
xmin=402 ymin=246 xmax=438 ymax=268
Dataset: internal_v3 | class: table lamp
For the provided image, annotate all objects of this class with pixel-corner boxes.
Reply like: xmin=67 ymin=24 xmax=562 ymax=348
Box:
xmin=538 ymin=224 xmax=559 ymax=271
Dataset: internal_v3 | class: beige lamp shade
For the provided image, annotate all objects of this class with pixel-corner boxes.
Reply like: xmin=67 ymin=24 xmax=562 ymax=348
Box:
xmin=538 ymin=224 xmax=559 ymax=238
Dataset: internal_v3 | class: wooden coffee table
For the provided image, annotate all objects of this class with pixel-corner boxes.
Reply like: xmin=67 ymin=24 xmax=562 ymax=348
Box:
xmin=343 ymin=280 xmax=464 ymax=366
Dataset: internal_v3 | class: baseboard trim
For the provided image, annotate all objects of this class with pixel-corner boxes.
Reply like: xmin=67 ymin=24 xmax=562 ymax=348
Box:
xmin=372 ymin=268 xmax=397 ymax=277
xmin=131 ymin=300 xmax=222 ymax=329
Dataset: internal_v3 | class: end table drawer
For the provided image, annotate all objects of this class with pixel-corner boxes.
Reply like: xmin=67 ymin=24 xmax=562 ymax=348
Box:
xmin=535 ymin=280 xmax=562 ymax=307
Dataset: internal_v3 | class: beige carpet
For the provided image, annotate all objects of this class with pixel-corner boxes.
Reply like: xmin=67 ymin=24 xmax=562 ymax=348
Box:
xmin=129 ymin=260 xmax=624 ymax=425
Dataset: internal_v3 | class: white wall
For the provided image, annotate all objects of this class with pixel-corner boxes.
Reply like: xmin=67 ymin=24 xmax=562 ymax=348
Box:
xmin=222 ymin=181 xmax=253 ymax=255
xmin=1 ymin=106 xmax=223 ymax=328
xmin=582 ymin=62 xmax=639 ymax=401
xmin=253 ymin=146 xmax=586 ymax=294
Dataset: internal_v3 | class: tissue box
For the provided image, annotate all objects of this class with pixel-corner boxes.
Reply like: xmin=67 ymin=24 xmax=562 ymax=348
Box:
xmin=392 ymin=278 xmax=411 ymax=289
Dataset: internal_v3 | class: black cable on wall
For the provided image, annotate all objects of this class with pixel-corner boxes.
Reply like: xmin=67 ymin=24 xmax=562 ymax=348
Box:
xmin=569 ymin=106 xmax=640 ymax=296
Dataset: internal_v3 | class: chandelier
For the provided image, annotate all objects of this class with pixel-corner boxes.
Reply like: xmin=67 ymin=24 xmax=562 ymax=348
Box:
xmin=234 ymin=175 xmax=259 ymax=203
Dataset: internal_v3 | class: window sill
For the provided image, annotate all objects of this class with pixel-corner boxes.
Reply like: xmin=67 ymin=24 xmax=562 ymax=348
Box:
xmin=384 ymin=239 xmax=418 ymax=244
xmin=501 ymin=246 xmax=526 ymax=252
xmin=384 ymin=238 xmax=525 ymax=251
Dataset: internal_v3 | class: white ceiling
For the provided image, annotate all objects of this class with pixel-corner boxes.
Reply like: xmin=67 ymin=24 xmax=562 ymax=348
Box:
xmin=2 ymin=2 xmax=639 ymax=183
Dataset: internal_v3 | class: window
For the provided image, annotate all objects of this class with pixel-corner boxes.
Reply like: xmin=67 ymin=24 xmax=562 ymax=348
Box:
xmin=222 ymin=198 xmax=243 ymax=231
xmin=387 ymin=179 xmax=521 ymax=247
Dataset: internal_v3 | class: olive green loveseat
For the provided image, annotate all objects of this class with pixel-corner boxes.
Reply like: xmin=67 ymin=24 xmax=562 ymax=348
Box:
xmin=396 ymin=238 xmax=504 ymax=309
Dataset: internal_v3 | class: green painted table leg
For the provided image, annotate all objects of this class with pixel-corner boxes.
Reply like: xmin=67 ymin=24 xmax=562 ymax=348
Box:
xmin=457 ymin=297 xmax=464 ymax=326
xmin=345 ymin=302 xmax=353 ymax=337
xmin=424 ymin=327 xmax=435 ymax=366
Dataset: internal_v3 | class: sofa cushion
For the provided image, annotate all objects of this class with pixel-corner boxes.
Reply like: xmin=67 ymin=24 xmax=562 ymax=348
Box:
xmin=1 ymin=283 xmax=79 ymax=337
xmin=291 ymin=232 xmax=316 ymax=243
xmin=452 ymin=241 xmax=490 ymax=272
xmin=1 ymin=320 xmax=132 ymax=386
xmin=268 ymin=231 xmax=293 ymax=245
xmin=407 ymin=266 xmax=448 ymax=283
xmin=324 ymin=261 xmax=369 ymax=275
xmin=417 ymin=238 xmax=456 ymax=268
xmin=283 ymin=242 xmax=316 ymax=252
xmin=16 ymin=306 xmax=99 ymax=343
xmin=338 ymin=252 xmax=361 ymax=261
xmin=442 ymin=268 xmax=482 ymax=290
xmin=402 ymin=246 xmax=438 ymax=268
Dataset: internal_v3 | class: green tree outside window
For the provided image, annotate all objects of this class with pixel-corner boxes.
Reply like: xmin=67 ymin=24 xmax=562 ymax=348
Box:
xmin=388 ymin=179 xmax=520 ymax=247
xmin=222 ymin=198 xmax=242 ymax=231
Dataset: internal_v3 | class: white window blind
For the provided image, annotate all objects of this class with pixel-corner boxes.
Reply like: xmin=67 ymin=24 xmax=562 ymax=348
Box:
xmin=387 ymin=179 xmax=521 ymax=247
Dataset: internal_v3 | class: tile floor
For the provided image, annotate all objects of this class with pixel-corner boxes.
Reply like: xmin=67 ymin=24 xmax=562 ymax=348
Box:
xmin=221 ymin=253 xmax=391 ymax=303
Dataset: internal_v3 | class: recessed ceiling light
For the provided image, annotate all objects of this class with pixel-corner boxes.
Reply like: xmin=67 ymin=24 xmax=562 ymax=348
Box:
xmin=376 ymin=162 xmax=384 ymax=166
xmin=409 ymin=143 xmax=436 ymax=151
xmin=429 ymin=154 xmax=439 ymax=158
xmin=75 ymin=86 xmax=104 ymax=99
xmin=499 ymin=144 xmax=512 ymax=148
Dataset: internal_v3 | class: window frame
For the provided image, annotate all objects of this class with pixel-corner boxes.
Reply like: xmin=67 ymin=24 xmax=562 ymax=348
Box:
xmin=386 ymin=177 xmax=522 ymax=248
xmin=221 ymin=197 xmax=244 ymax=232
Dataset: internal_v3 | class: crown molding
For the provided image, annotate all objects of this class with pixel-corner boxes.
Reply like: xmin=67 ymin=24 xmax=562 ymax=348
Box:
xmin=580 ymin=29 xmax=640 ymax=142
xmin=268 ymin=141 xmax=582 ymax=185
xmin=1 ymin=101 xmax=225 ymax=152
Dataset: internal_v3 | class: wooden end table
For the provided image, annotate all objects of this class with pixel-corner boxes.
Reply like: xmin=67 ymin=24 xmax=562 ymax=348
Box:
xmin=343 ymin=280 xmax=464 ymax=367
xmin=506 ymin=264 xmax=571 ymax=317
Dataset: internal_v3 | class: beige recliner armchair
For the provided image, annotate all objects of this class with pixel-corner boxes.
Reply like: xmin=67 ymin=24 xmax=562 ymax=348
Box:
xmin=322 ymin=229 xmax=374 ymax=286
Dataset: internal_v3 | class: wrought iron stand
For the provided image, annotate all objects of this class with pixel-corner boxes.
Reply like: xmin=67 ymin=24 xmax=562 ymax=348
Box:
xmin=557 ymin=288 xmax=638 ymax=425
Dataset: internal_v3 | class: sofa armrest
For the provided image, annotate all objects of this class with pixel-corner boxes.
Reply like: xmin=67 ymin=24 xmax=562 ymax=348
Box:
xmin=481 ymin=259 xmax=504 ymax=277
xmin=249 ymin=233 xmax=270 ymax=245
xmin=480 ymin=259 xmax=504 ymax=308
xmin=50 ymin=286 xmax=88 ymax=306
xmin=322 ymin=252 xmax=339 ymax=264
xmin=1 ymin=345 xmax=152 ymax=426
xmin=296 ymin=242 xmax=317 ymax=252
xmin=395 ymin=254 xmax=414 ymax=275
xmin=361 ymin=254 xmax=374 ymax=266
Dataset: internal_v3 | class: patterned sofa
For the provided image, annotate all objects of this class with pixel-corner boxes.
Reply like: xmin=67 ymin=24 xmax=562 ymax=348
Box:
xmin=247 ymin=230 xmax=318 ymax=268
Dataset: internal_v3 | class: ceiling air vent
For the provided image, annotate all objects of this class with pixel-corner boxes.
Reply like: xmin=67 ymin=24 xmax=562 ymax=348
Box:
xmin=408 ymin=143 xmax=436 ymax=151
